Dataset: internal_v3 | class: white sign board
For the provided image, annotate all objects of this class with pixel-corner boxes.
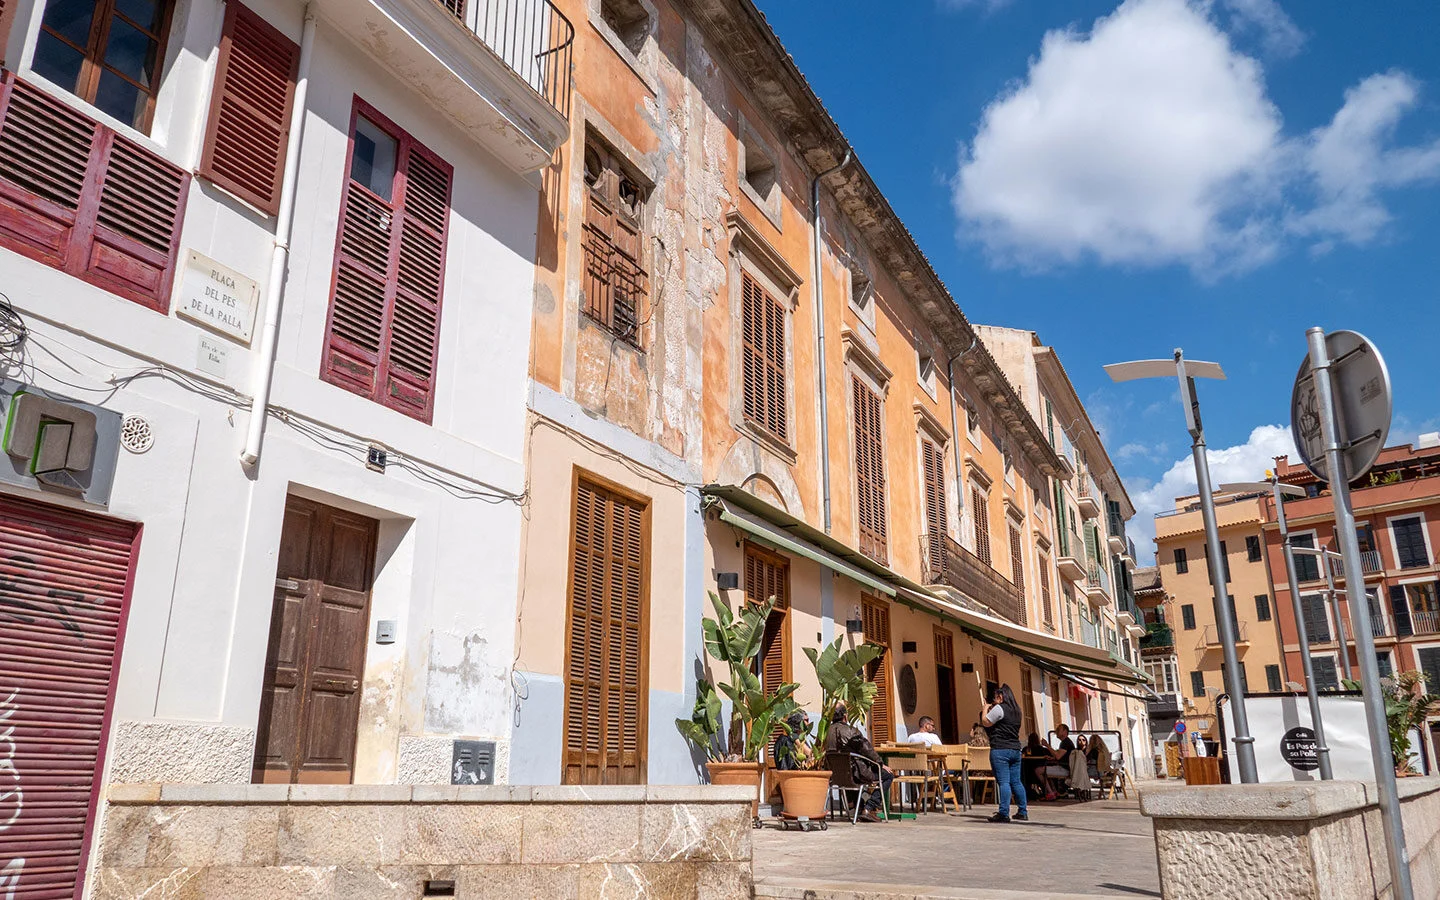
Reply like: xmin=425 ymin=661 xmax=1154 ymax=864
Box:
xmin=176 ymin=250 xmax=259 ymax=343
xmin=1220 ymin=693 xmax=1374 ymax=782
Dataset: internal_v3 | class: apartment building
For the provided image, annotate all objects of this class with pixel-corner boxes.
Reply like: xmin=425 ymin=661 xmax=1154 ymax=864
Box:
xmin=1263 ymin=437 xmax=1440 ymax=766
xmin=1134 ymin=565 xmax=1184 ymax=775
xmin=1154 ymin=490 xmax=1288 ymax=744
xmin=977 ymin=326 xmax=1151 ymax=772
xmin=510 ymin=0 xmax=1149 ymax=787
xmin=0 ymin=0 xmax=568 ymax=891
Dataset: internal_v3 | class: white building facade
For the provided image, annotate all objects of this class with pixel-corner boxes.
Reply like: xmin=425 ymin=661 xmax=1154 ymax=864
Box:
xmin=0 ymin=0 xmax=570 ymax=892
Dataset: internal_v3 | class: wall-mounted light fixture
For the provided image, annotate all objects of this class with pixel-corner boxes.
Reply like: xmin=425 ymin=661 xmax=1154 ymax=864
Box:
xmin=901 ymin=641 xmax=917 ymax=654
xmin=715 ymin=572 xmax=739 ymax=591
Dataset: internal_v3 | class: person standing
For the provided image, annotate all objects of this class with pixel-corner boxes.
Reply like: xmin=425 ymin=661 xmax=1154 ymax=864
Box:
xmin=982 ymin=684 xmax=1027 ymax=823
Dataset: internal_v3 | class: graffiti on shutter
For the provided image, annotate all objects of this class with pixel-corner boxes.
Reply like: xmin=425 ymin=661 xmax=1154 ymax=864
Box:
xmin=200 ymin=2 xmax=300 ymax=215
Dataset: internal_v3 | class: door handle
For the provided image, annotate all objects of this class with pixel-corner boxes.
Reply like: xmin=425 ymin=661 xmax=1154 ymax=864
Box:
xmin=324 ymin=678 xmax=358 ymax=688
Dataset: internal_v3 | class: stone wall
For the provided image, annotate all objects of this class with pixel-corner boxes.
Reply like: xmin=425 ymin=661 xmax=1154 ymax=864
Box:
xmin=1140 ymin=777 xmax=1440 ymax=900
xmin=95 ymin=783 xmax=754 ymax=899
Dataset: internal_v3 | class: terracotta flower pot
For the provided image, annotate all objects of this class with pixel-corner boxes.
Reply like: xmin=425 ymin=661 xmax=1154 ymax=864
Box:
xmin=706 ymin=760 xmax=763 ymax=818
xmin=775 ymin=769 xmax=832 ymax=821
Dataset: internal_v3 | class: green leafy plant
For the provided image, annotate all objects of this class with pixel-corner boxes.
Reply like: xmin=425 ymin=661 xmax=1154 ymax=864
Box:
xmin=675 ymin=592 xmax=801 ymax=763
xmin=794 ymin=636 xmax=884 ymax=768
xmin=1341 ymin=669 xmax=1439 ymax=774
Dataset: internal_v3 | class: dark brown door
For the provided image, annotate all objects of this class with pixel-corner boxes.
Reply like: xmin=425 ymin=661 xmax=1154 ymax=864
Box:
xmin=934 ymin=629 xmax=959 ymax=743
xmin=253 ymin=497 xmax=376 ymax=784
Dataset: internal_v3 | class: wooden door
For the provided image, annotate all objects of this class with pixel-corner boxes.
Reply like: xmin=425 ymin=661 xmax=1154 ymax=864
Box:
xmin=934 ymin=628 xmax=959 ymax=743
xmin=253 ymin=497 xmax=377 ymax=784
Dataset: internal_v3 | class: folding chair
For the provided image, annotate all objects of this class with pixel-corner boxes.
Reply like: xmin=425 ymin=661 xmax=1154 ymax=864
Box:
xmin=933 ymin=745 xmax=969 ymax=813
xmin=888 ymin=750 xmax=937 ymax=815
xmin=824 ymin=751 xmax=889 ymax=824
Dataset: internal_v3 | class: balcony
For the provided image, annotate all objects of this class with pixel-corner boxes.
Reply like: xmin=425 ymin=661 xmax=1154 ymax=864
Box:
xmin=1198 ymin=622 xmax=1250 ymax=651
xmin=926 ymin=533 xmax=1027 ymax=625
xmin=1077 ymin=474 xmax=1101 ymax=519
xmin=1057 ymin=553 xmax=1087 ymax=582
xmin=1140 ymin=621 xmax=1174 ymax=652
xmin=1084 ymin=562 xmax=1111 ymax=606
xmin=1107 ymin=510 xmax=1127 ymax=555
xmin=1370 ymin=613 xmax=1389 ymax=638
xmin=314 ymin=0 xmax=575 ymax=173
xmin=1361 ymin=550 xmax=1383 ymax=574
xmin=1410 ymin=610 xmax=1440 ymax=635
xmin=1123 ymin=537 xmax=1138 ymax=569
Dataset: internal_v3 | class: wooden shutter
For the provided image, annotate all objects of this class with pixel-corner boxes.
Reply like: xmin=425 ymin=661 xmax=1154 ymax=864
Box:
xmin=199 ymin=2 xmax=299 ymax=216
xmin=921 ymin=439 xmax=947 ymax=579
xmin=1040 ymin=556 xmax=1053 ymax=626
xmin=852 ymin=376 xmax=887 ymax=563
xmin=1019 ymin=665 xmax=1036 ymax=734
xmin=581 ymin=142 xmax=646 ymax=344
xmin=933 ymin=628 xmax=953 ymax=669
xmin=0 ymin=0 xmax=14 ymax=67
xmin=563 ymin=478 xmax=648 ymax=785
xmin=983 ymin=651 xmax=999 ymax=688
xmin=744 ymin=543 xmax=790 ymax=692
xmin=741 ymin=272 xmax=787 ymax=442
xmin=1395 ymin=518 xmax=1429 ymax=568
xmin=971 ymin=486 xmax=991 ymax=566
xmin=861 ymin=596 xmax=893 ymax=743
xmin=323 ymin=100 xmax=452 ymax=422
xmin=0 ymin=73 xmax=188 ymax=311
xmin=1009 ymin=522 xmax=1025 ymax=591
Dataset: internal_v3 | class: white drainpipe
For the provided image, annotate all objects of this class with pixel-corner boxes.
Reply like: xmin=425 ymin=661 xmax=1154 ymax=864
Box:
xmin=241 ymin=4 xmax=318 ymax=467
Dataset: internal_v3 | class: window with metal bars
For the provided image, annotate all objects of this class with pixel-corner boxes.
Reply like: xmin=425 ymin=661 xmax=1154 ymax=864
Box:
xmin=741 ymin=271 xmax=787 ymax=442
xmin=971 ymin=486 xmax=991 ymax=567
xmin=921 ymin=439 xmax=947 ymax=580
xmin=199 ymin=2 xmax=299 ymax=216
xmin=322 ymin=98 xmax=452 ymax=423
xmin=852 ymin=376 xmax=887 ymax=563
xmin=0 ymin=73 xmax=188 ymax=310
xmin=563 ymin=477 xmax=649 ymax=785
xmin=581 ymin=138 xmax=647 ymax=346
xmin=31 ymin=0 xmax=177 ymax=131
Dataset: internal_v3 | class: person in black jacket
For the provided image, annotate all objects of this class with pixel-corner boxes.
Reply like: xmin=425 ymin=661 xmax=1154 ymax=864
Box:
xmin=823 ymin=702 xmax=893 ymax=822
xmin=982 ymin=684 xmax=1027 ymax=823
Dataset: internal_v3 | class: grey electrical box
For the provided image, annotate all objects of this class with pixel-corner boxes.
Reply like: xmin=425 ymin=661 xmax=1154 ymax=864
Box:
xmin=375 ymin=620 xmax=396 ymax=644
xmin=451 ymin=740 xmax=495 ymax=785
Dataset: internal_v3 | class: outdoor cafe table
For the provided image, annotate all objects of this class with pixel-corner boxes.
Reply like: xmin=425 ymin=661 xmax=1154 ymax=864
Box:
xmin=876 ymin=744 xmax=971 ymax=813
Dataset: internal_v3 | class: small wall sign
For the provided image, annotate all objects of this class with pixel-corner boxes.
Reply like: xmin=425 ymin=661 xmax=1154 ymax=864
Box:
xmin=197 ymin=336 xmax=229 ymax=378
xmin=176 ymin=250 xmax=258 ymax=343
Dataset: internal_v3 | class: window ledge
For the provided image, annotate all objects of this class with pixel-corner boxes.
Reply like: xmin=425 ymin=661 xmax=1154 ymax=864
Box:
xmin=587 ymin=12 xmax=658 ymax=95
xmin=738 ymin=420 xmax=798 ymax=467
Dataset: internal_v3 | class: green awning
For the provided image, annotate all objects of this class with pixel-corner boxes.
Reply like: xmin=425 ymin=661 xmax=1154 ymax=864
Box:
xmin=712 ymin=501 xmax=896 ymax=597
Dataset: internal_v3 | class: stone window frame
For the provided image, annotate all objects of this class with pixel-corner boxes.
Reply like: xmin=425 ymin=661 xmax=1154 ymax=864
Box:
xmin=726 ymin=210 xmax=803 ymax=465
xmin=915 ymin=340 xmax=938 ymax=403
xmin=737 ymin=113 xmax=783 ymax=231
xmin=587 ymin=0 xmax=659 ymax=93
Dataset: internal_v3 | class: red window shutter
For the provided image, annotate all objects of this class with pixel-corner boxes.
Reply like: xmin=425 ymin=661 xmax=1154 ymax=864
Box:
xmin=564 ymin=479 xmax=648 ymax=785
xmin=323 ymin=100 xmax=452 ymax=422
xmin=199 ymin=2 xmax=299 ymax=216
xmin=0 ymin=0 xmax=14 ymax=67
xmin=1040 ymin=556 xmax=1053 ymax=625
xmin=0 ymin=73 xmax=186 ymax=311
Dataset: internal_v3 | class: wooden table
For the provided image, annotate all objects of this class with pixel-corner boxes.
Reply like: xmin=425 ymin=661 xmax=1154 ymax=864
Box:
xmin=1182 ymin=756 xmax=1222 ymax=785
xmin=877 ymin=744 xmax=971 ymax=813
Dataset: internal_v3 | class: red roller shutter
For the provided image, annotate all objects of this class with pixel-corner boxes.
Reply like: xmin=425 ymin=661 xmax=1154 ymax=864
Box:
xmin=0 ymin=495 xmax=140 ymax=898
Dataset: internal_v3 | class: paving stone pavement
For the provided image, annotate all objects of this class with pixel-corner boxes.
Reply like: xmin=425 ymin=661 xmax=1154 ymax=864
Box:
xmin=753 ymin=798 xmax=1162 ymax=899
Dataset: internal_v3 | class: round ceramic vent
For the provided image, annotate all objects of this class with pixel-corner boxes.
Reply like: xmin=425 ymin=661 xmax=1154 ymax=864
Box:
xmin=120 ymin=414 xmax=154 ymax=453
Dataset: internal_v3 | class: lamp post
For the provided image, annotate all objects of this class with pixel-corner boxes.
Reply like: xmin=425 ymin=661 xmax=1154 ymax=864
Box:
xmin=1106 ymin=349 xmax=1257 ymax=784
xmin=1222 ymin=478 xmax=1333 ymax=780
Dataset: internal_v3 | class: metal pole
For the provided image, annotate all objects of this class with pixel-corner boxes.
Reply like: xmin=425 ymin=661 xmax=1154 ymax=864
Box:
xmin=1307 ymin=326 xmax=1412 ymax=900
xmin=1273 ymin=478 xmax=1333 ymax=780
xmin=1179 ymin=350 xmax=1257 ymax=784
xmin=1321 ymin=552 xmax=1353 ymax=680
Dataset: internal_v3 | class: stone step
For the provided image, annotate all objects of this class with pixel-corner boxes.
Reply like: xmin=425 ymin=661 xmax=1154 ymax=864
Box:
xmin=754 ymin=876 xmax=1146 ymax=900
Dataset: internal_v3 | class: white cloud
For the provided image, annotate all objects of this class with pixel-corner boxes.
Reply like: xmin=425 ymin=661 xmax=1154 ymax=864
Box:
xmin=1126 ymin=424 xmax=1294 ymax=563
xmin=952 ymin=0 xmax=1440 ymax=276
xmin=1220 ymin=0 xmax=1305 ymax=58
xmin=1117 ymin=440 xmax=1171 ymax=463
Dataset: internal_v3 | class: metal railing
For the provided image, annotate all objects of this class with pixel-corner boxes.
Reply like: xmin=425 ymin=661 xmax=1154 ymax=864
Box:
xmin=1108 ymin=509 xmax=1126 ymax=544
xmin=1087 ymin=561 xmax=1110 ymax=596
xmin=1078 ymin=473 xmax=1096 ymax=499
xmin=1361 ymin=549 xmax=1383 ymax=574
xmin=444 ymin=0 xmax=575 ymax=120
xmin=1370 ymin=613 xmax=1389 ymax=638
xmin=1411 ymin=610 xmax=1440 ymax=635
xmin=1079 ymin=616 xmax=1098 ymax=649
xmin=1127 ymin=537 xmax=1137 ymax=561
xmin=1199 ymin=622 xmax=1248 ymax=647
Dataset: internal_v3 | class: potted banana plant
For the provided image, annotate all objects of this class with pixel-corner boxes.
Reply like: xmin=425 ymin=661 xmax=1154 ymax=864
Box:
xmin=771 ymin=636 xmax=884 ymax=821
xmin=676 ymin=592 xmax=800 ymax=816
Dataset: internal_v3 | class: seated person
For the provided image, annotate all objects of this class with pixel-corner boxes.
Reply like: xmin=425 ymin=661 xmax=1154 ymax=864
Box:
xmin=774 ymin=711 xmax=813 ymax=771
xmin=1022 ymin=732 xmax=1057 ymax=800
xmin=1043 ymin=723 xmax=1076 ymax=783
xmin=967 ymin=722 xmax=990 ymax=747
xmin=1087 ymin=734 xmax=1113 ymax=783
xmin=908 ymin=715 xmax=943 ymax=747
xmin=824 ymin=702 xmax=893 ymax=822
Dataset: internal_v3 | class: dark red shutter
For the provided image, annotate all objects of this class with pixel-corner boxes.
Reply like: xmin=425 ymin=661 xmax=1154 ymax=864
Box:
xmin=0 ymin=495 xmax=139 ymax=898
xmin=0 ymin=73 xmax=188 ymax=311
xmin=322 ymin=100 xmax=452 ymax=422
xmin=199 ymin=2 xmax=299 ymax=216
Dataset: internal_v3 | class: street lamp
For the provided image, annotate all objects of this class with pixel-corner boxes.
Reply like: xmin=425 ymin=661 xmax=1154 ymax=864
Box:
xmin=1106 ymin=349 xmax=1258 ymax=784
xmin=1222 ymin=478 xmax=1333 ymax=781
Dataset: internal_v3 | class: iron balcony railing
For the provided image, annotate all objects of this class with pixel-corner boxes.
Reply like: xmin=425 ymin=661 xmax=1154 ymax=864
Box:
xmin=1078 ymin=473 xmax=1096 ymax=499
xmin=1358 ymin=549 xmax=1382 ymax=573
xmin=1370 ymin=613 xmax=1388 ymax=638
xmin=443 ymin=0 xmax=575 ymax=120
xmin=1127 ymin=537 xmax=1137 ymax=561
xmin=1108 ymin=509 xmax=1126 ymax=543
xmin=1079 ymin=616 xmax=1099 ymax=649
xmin=1087 ymin=561 xmax=1110 ymax=596
xmin=1199 ymin=622 xmax=1248 ymax=648
xmin=926 ymin=533 xmax=1027 ymax=626
xmin=1410 ymin=610 xmax=1440 ymax=635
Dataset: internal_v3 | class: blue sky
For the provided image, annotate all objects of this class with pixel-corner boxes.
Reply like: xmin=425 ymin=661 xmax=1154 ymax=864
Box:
xmin=754 ymin=0 xmax=1440 ymax=557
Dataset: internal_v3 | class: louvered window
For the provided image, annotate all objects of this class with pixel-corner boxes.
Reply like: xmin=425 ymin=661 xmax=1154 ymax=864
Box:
xmin=741 ymin=271 xmax=788 ymax=442
xmin=322 ymin=100 xmax=452 ymax=422
xmin=921 ymin=439 xmax=947 ymax=580
xmin=1019 ymin=665 xmax=1036 ymax=735
xmin=1009 ymin=522 xmax=1025 ymax=592
xmin=563 ymin=478 xmax=648 ymax=785
xmin=31 ymin=0 xmax=176 ymax=131
xmin=852 ymin=376 xmax=887 ymax=563
xmin=582 ymin=140 xmax=646 ymax=346
xmin=971 ymin=486 xmax=991 ymax=567
xmin=1040 ymin=555 xmax=1053 ymax=626
xmin=982 ymin=650 xmax=999 ymax=689
xmin=744 ymin=543 xmax=790 ymax=693
xmin=0 ymin=73 xmax=187 ymax=310
xmin=199 ymin=2 xmax=298 ymax=216
xmin=861 ymin=596 xmax=893 ymax=743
